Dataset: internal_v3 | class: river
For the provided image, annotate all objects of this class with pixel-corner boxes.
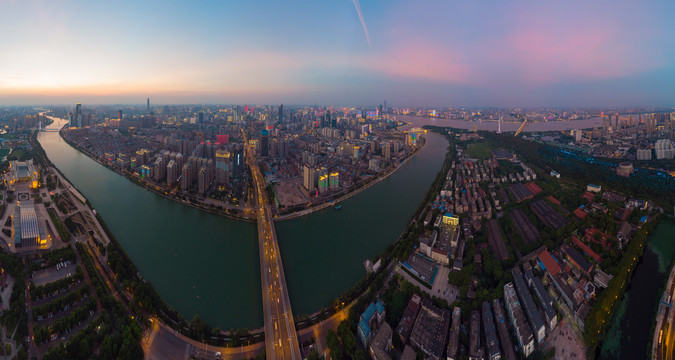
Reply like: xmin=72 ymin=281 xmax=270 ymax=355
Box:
xmin=600 ymin=219 xmax=675 ymax=359
xmin=36 ymin=114 xmax=621 ymax=331
xmin=397 ymin=114 xmax=603 ymax=132
xmin=37 ymin=118 xmax=448 ymax=328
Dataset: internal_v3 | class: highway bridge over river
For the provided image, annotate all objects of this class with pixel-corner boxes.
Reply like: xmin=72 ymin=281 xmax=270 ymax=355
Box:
xmin=245 ymin=133 xmax=301 ymax=360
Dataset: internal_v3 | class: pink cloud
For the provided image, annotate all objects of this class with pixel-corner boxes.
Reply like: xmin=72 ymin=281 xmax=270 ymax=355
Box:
xmin=373 ymin=1 xmax=665 ymax=89
xmin=373 ymin=40 xmax=470 ymax=83
xmin=494 ymin=23 xmax=647 ymax=84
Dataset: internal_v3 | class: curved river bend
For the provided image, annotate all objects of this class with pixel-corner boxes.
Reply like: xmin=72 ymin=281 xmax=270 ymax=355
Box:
xmin=38 ymin=120 xmax=447 ymax=329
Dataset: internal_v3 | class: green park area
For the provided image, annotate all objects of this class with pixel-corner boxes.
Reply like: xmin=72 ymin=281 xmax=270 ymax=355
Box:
xmin=465 ymin=142 xmax=494 ymax=159
xmin=0 ymin=148 xmax=10 ymax=164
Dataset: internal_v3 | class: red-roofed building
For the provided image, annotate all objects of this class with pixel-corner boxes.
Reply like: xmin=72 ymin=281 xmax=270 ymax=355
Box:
xmin=538 ymin=250 xmax=562 ymax=277
xmin=581 ymin=192 xmax=595 ymax=203
xmin=571 ymin=236 xmax=602 ymax=263
xmin=548 ymin=196 xmax=561 ymax=205
xmin=615 ymin=208 xmax=630 ymax=221
xmin=574 ymin=208 xmax=588 ymax=219
xmin=586 ymin=228 xmax=611 ymax=251
xmin=525 ymin=182 xmax=543 ymax=196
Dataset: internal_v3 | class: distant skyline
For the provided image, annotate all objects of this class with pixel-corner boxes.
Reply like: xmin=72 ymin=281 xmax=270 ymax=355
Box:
xmin=1 ymin=1 xmax=674 ymax=107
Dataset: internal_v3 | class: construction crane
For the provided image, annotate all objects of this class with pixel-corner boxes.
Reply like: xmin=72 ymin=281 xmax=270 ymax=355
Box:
xmin=515 ymin=118 xmax=528 ymax=136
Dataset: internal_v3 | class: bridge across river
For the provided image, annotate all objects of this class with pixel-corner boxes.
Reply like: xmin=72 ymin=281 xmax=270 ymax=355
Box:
xmin=247 ymin=137 xmax=301 ymax=359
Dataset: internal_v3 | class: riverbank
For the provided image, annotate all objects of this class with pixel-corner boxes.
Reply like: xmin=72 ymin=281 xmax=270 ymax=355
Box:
xmin=275 ymin=136 xmax=427 ymax=221
xmin=41 ymin=115 xmax=450 ymax=329
xmin=651 ymin=247 xmax=675 ymax=360
xmin=37 ymin=124 xmax=269 ymax=348
xmin=58 ymin=131 xmax=255 ymax=223
xmin=59 ymin=127 xmax=427 ymax=224
xmin=585 ymin=215 xmax=663 ymax=359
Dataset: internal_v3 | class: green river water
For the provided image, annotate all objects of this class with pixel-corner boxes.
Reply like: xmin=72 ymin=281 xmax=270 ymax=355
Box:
xmin=38 ymin=123 xmax=447 ymax=329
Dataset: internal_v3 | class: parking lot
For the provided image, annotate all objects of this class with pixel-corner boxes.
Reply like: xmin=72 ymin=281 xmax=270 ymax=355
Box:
xmin=0 ymin=276 xmax=14 ymax=311
xmin=32 ymin=262 xmax=74 ymax=286
xmin=543 ymin=318 xmax=586 ymax=360
xmin=431 ymin=266 xmax=459 ymax=304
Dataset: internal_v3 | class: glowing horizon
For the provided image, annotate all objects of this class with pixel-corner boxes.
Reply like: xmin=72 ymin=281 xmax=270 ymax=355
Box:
xmin=1 ymin=0 xmax=674 ymax=107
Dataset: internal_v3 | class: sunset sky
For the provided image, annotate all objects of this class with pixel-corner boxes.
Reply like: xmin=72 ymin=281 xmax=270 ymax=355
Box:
xmin=1 ymin=0 xmax=674 ymax=106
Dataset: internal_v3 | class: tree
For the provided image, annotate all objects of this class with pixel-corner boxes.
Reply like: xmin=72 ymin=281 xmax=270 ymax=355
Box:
xmin=307 ymin=349 xmax=320 ymax=360
xmin=326 ymin=329 xmax=344 ymax=360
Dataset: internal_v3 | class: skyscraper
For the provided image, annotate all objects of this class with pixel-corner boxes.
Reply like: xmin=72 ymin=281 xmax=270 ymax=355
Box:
xmin=147 ymin=98 xmax=150 ymax=112
xmin=75 ymin=102 xmax=82 ymax=128
xmin=303 ymin=165 xmax=316 ymax=192
xmin=260 ymin=130 xmax=269 ymax=157
xmin=278 ymin=104 xmax=284 ymax=122
xmin=382 ymin=142 xmax=391 ymax=161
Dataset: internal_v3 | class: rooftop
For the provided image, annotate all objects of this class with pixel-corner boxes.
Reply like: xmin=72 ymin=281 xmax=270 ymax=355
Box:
xmin=409 ymin=299 xmax=450 ymax=359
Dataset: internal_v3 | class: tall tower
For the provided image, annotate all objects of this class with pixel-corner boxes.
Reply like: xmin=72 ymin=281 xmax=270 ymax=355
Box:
xmin=147 ymin=98 xmax=150 ymax=112
xmin=278 ymin=104 xmax=283 ymax=122
xmin=75 ymin=102 xmax=82 ymax=128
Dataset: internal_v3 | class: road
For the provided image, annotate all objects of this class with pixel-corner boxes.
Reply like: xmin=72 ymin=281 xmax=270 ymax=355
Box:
xmin=245 ymin=131 xmax=301 ymax=360
xmin=654 ymin=263 xmax=675 ymax=360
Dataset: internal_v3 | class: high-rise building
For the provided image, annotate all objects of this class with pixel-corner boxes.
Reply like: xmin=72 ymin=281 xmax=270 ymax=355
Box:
xmin=215 ymin=149 xmax=231 ymax=185
xmin=153 ymin=157 xmax=165 ymax=182
xmin=329 ymin=172 xmax=339 ymax=190
xmin=278 ymin=104 xmax=284 ymax=122
xmin=574 ymin=129 xmax=583 ymax=142
xmin=655 ymin=139 xmax=675 ymax=159
xmin=147 ymin=98 xmax=150 ymax=112
xmin=637 ymin=149 xmax=652 ymax=161
xmin=75 ymin=102 xmax=82 ymax=128
xmin=140 ymin=165 xmax=152 ymax=178
xmin=318 ymin=174 xmax=329 ymax=194
xmin=303 ymin=165 xmax=316 ymax=192
xmin=260 ymin=130 xmax=269 ymax=157
xmin=198 ymin=167 xmax=208 ymax=195
xmin=382 ymin=142 xmax=391 ymax=161
xmin=277 ymin=139 xmax=288 ymax=158
xmin=166 ymin=160 xmax=177 ymax=186
xmin=181 ymin=162 xmax=193 ymax=190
